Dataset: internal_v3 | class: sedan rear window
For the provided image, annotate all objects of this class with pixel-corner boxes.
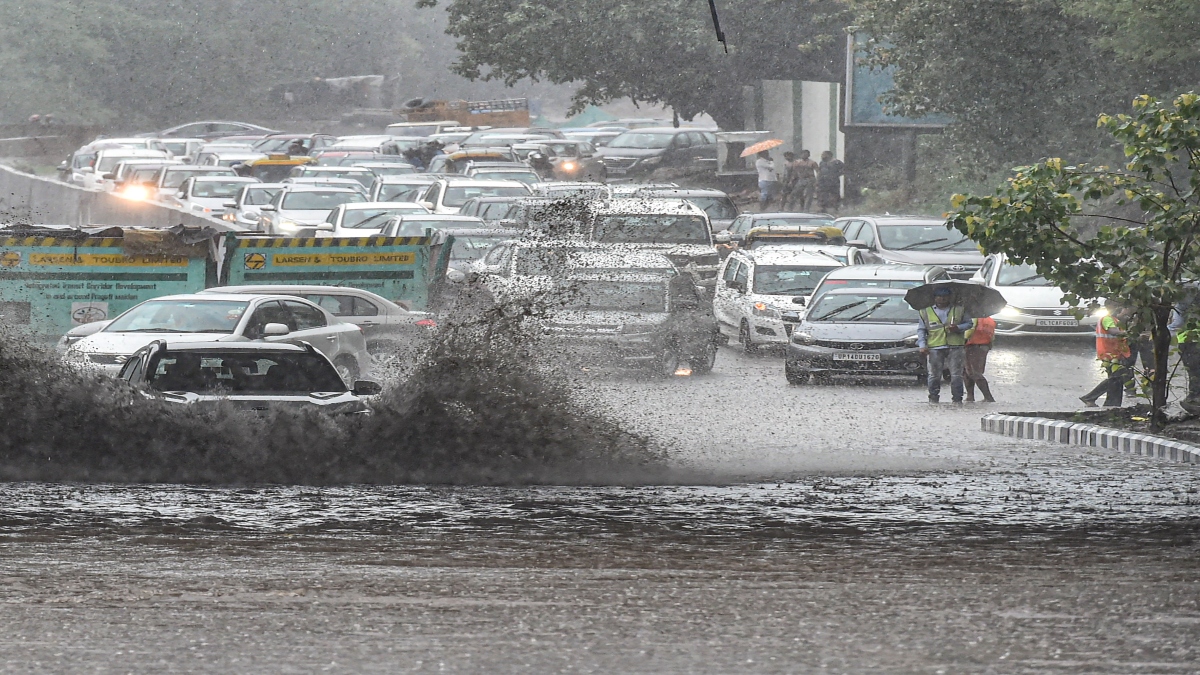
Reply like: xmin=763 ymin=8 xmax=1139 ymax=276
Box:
xmin=192 ymin=181 xmax=249 ymax=198
xmin=281 ymin=191 xmax=365 ymax=210
xmin=606 ymin=132 xmax=674 ymax=149
xmin=443 ymin=186 xmax=531 ymax=208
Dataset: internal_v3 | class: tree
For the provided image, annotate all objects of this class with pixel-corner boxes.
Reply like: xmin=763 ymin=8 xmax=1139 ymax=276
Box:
xmin=852 ymin=0 xmax=1200 ymax=171
xmin=418 ymin=0 xmax=850 ymax=130
xmin=947 ymin=93 xmax=1200 ymax=430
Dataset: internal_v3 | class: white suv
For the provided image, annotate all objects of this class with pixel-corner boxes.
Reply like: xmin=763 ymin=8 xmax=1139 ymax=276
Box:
xmin=713 ymin=248 xmax=844 ymax=352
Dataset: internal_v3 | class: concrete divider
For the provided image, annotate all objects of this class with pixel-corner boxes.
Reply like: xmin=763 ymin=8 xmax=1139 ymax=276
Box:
xmin=981 ymin=413 xmax=1200 ymax=464
xmin=0 ymin=164 xmax=219 ymax=229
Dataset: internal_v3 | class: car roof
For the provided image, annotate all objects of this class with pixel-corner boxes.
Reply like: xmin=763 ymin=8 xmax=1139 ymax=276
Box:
xmin=377 ymin=174 xmax=439 ymax=184
xmin=739 ymin=249 xmax=844 ymax=266
xmin=817 ymin=286 xmax=910 ymax=297
xmin=97 ymin=148 xmax=167 ymax=156
xmin=751 ymin=212 xmax=834 ymax=220
xmin=821 ymin=264 xmax=943 ymax=280
xmin=397 ymin=214 xmax=484 ymax=221
xmin=191 ymin=175 xmax=259 ymax=182
xmin=301 ymin=165 xmax=373 ymax=172
xmin=279 ymin=185 xmax=362 ymax=193
xmin=340 ymin=201 xmax=423 ymax=210
xmin=241 ymin=182 xmax=289 ymax=189
xmin=438 ymin=178 xmax=530 ymax=187
xmin=842 ymin=215 xmax=947 ymax=225
xmin=592 ymin=198 xmax=706 ymax=216
xmin=200 ymin=285 xmax=396 ymax=303
xmin=165 ymin=165 xmax=235 ymax=172
xmin=637 ymin=188 xmax=729 ymax=198
xmin=353 ymin=162 xmax=416 ymax=169
xmin=142 ymin=292 xmax=280 ymax=302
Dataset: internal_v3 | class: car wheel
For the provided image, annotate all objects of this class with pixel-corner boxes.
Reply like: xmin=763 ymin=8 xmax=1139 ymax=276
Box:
xmin=738 ymin=321 xmax=758 ymax=355
xmin=655 ymin=348 xmax=682 ymax=378
xmin=333 ymin=356 xmax=359 ymax=386
xmin=690 ymin=339 xmax=718 ymax=375
xmin=785 ymin=361 xmax=809 ymax=385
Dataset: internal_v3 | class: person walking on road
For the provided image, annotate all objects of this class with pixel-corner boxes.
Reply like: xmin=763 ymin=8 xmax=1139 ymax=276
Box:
xmin=755 ymin=150 xmax=779 ymax=211
xmin=964 ymin=315 xmax=996 ymax=403
xmin=1080 ymin=303 xmax=1135 ymax=407
xmin=918 ymin=286 xmax=972 ymax=403
xmin=816 ymin=150 xmax=845 ymax=213
xmin=788 ymin=149 xmax=818 ymax=210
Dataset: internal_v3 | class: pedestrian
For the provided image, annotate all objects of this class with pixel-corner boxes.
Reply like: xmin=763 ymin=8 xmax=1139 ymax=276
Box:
xmin=755 ymin=150 xmax=779 ymax=211
xmin=789 ymin=149 xmax=819 ymax=210
xmin=286 ymin=139 xmax=308 ymax=156
xmin=964 ymin=315 xmax=996 ymax=402
xmin=917 ymin=286 xmax=972 ymax=403
xmin=780 ymin=151 xmax=799 ymax=208
xmin=816 ymin=150 xmax=844 ymax=213
xmin=1169 ymin=284 xmax=1200 ymax=413
xmin=1079 ymin=302 xmax=1135 ymax=407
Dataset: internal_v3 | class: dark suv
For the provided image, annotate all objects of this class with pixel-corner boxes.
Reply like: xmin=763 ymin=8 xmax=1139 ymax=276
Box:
xmin=595 ymin=127 xmax=718 ymax=178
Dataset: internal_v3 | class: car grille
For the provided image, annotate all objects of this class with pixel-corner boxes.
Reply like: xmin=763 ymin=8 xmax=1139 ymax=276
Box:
xmin=996 ymin=321 xmax=1090 ymax=333
xmin=601 ymin=157 xmax=639 ymax=170
xmin=813 ymin=339 xmax=909 ymax=350
xmin=944 ymin=266 xmax=980 ymax=280
xmin=88 ymin=353 xmax=129 ymax=365
xmin=1013 ymin=307 xmax=1081 ymax=317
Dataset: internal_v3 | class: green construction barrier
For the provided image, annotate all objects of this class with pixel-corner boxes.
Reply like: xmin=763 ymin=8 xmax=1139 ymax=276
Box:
xmin=222 ymin=234 xmax=447 ymax=309
xmin=0 ymin=233 xmax=209 ymax=343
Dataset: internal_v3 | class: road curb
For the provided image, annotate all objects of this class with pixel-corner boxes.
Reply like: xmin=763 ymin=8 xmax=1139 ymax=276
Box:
xmin=981 ymin=414 xmax=1200 ymax=465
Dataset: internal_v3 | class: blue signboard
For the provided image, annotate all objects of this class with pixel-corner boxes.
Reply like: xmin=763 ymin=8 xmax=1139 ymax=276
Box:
xmin=844 ymin=33 xmax=953 ymax=128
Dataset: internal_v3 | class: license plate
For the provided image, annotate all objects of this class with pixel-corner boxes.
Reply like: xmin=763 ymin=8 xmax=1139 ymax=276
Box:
xmin=833 ymin=352 xmax=881 ymax=361
xmin=1035 ymin=318 xmax=1078 ymax=327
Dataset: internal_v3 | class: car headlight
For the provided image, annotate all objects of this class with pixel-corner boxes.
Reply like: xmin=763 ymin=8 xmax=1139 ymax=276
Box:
xmin=792 ymin=331 xmax=816 ymax=345
xmin=903 ymin=335 xmax=919 ymax=347
xmin=752 ymin=301 xmax=780 ymax=319
xmin=640 ymin=156 xmax=661 ymax=166
xmin=999 ymin=305 xmax=1022 ymax=317
xmin=560 ymin=161 xmax=578 ymax=171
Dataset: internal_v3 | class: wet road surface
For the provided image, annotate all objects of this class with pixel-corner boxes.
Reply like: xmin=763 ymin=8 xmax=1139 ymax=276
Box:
xmin=3 ymin=338 xmax=1200 ymax=673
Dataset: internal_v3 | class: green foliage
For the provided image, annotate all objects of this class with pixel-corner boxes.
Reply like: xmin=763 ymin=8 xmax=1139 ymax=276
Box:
xmin=948 ymin=93 xmax=1200 ymax=427
xmin=419 ymin=0 xmax=850 ymax=129
xmin=852 ymin=0 xmax=1200 ymax=170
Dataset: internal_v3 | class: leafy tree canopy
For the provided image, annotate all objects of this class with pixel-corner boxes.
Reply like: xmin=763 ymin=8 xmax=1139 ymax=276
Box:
xmin=418 ymin=0 xmax=850 ymax=130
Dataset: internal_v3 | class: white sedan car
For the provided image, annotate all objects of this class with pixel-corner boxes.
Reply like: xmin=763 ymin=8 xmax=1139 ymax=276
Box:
xmin=171 ymin=176 xmax=260 ymax=216
xmin=971 ymin=254 xmax=1101 ymax=337
xmin=315 ymin=202 xmax=430 ymax=237
xmin=64 ymin=293 xmax=373 ymax=383
xmin=258 ymin=186 xmax=366 ymax=236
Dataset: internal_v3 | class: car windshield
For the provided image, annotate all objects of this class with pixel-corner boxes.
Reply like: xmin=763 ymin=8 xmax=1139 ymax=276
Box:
xmin=242 ymin=187 xmax=281 ymax=206
xmin=253 ymin=138 xmax=305 ymax=153
xmin=753 ymin=217 xmax=834 ymax=228
xmin=753 ymin=265 xmax=834 ymax=295
xmin=556 ymin=280 xmax=667 ymax=312
xmin=878 ymin=224 xmax=976 ymax=251
xmin=513 ymin=247 xmax=586 ymax=276
xmin=443 ymin=186 xmax=530 ymax=207
xmin=606 ymin=132 xmax=674 ymax=149
xmin=148 ymin=351 xmax=346 ymax=393
xmin=817 ymin=278 xmax=926 ymax=296
xmin=592 ymin=215 xmax=710 ymax=244
xmin=808 ymin=294 xmax=920 ymax=323
xmin=247 ymin=164 xmax=297 ymax=182
xmin=452 ymin=235 xmax=513 ymax=261
xmin=281 ymin=191 xmax=365 ymax=210
xmin=302 ymin=169 xmax=373 ymax=187
xmin=996 ymin=262 xmax=1053 ymax=286
xmin=378 ymin=185 xmax=425 ymax=202
xmin=160 ymin=141 xmax=190 ymax=156
xmin=128 ymin=167 xmax=162 ymax=183
xmin=192 ymin=181 xmax=248 ymax=198
xmin=472 ymin=171 xmax=540 ymax=183
xmin=163 ymin=168 xmax=232 ymax=189
xmin=359 ymin=165 xmax=416 ymax=176
xmin=392 ymin=218 xmax=484 ymax=236
xmin=96 ymin=155 xmax=143 ymax=172
xmin=343 ymin=207 xmax=422 ymax=229
xmin=106 ymin=300 xmax=249 ymax=333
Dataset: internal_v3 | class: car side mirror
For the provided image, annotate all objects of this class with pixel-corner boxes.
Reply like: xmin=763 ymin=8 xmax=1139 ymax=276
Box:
xmin=262 ymin=322 xmax=290 ymax=336
xmin=58 ymin=161 xmax=69 ymax=170
xmin=102 ymin=173 xmax=115 ymax=180
xmin=223 ymin=201 xmax=237 ymax=209
xmin=176 ymin=190 xmax=187 ymax=198
xmin=260 ymin=204 xmax=276 ymax=212
xmin=714 ymin=231 xmax=732 ymax=244
xmin=846 ymin=240 xmax=870 ymax=250
xmin=352 ymin=380 xmax=383 ymax=396
xmin=419 ymin=201 xmax=434 ymax=209
xmin=792 ymin=297 xmax=806 ymax=305
xmin=315 ymin=222 xmax=334 ymax=231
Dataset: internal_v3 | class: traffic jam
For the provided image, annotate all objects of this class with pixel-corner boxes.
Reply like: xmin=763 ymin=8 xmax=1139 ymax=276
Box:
xmin=24 ymin=98 xmax=1100 ymax=414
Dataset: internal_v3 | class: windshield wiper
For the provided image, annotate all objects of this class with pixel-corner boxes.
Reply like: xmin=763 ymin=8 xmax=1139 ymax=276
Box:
xmin=767 ymin=287 xmax=813 ymax=295
xmin=894 ymin=238 xmax=949 ymax=251
xmin=932 ymin=240 xmax=971 ymax=251
xmin=350 ymin=213 xmax=392 ymax=228
xmin=814 ymin=250 xmax=845 ymax=265
xmin=812 ymin=300 xmax=867 ymax=321
xmin=842 ymin=300 xmax=890 ymax=322
xmin=1005 ymin=274 xmax=1047 ymax=286
xmin=120 ymin=328 xmax=186 ymax=333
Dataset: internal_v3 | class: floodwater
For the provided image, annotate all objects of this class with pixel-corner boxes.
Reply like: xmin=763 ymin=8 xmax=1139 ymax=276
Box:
xmin=3 ymin=340 xmax=1200 ymax=672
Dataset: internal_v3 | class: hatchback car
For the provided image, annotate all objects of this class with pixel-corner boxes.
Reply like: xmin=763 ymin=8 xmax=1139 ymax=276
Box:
xmin=158 ymin=120 xmax=279 ymax=140
xmin=64 ymin=293 xmax=372 ymax=383
xmin=836 ymin=216 xmax=986 ymax=280
xmin=118 ymin=341 xmax=379 ymax=414
xmin=971 ymin=253 xmax=1101 ymax=336
xmin=713 ymin=248 xmax=844 ymax=352
xmin=221 ymin=183 xmax=287 ymax=228
xmin=784 ymin=288 xmax=926 ymax=384
xmin=258 ymin=186 xmax=367 ymax=235
xmin=809 ymin=264 xmax=950 ymax=304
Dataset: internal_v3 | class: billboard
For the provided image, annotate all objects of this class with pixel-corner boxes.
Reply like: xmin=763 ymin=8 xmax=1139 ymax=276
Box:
xmin=844 ymin=33 xmax=952 ymax=128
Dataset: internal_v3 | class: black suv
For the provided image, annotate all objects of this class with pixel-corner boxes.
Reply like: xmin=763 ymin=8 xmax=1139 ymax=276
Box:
xmin=595 ymin=127 xmax=718 ymax=178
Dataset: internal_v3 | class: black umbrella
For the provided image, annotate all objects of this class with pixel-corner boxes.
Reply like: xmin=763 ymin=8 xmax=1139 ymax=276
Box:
xmin=904 ymin=280 xmax=1007 ymax=317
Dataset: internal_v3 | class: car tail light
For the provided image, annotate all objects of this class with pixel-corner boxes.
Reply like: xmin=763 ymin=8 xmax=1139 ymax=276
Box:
xmin=416 ymin=319 xmax=437 ymax=328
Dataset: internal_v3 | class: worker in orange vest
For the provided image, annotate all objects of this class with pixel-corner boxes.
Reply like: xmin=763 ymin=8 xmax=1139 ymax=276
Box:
xmin=1080 ymin=302 xmax=1135 ymax=407
xmin=964 ymin=316 xmax=996 ymax=402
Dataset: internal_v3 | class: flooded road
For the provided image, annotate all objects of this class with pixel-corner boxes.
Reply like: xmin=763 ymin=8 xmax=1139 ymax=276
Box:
xmin=3 ymin=339 xmax=1200 ymax=673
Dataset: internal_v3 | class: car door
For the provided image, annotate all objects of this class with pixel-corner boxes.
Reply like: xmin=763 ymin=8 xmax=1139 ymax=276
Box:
xmin=664 ymin=132 xmax=691 ymax=166
xmin=712 ymin=257 xmax=741 ymax=331
xmin=280 ymin=299 xmax=341 ymax=359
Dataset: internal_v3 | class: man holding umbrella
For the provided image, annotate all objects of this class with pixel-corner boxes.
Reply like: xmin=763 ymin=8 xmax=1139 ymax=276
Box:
xmin=916 ymin=286 xmax=973 ymax=403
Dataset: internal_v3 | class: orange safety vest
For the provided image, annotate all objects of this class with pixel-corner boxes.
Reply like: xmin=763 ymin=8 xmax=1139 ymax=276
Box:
xmin=966 ymin=317 xmax=996 ymax=345
xmin=1096 ymin=316 xmax=1130 ymax=360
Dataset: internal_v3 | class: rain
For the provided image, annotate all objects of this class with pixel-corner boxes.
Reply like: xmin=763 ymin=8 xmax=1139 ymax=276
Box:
xmin=2 ymin=1 xmax=1200 ymax=672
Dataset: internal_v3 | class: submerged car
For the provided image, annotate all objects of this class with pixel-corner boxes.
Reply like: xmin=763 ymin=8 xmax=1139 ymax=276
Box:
xmin=118 ymin=341 xmax=379 ymax=414
xmin=784 ymin=288 xmax=926 ymax=384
